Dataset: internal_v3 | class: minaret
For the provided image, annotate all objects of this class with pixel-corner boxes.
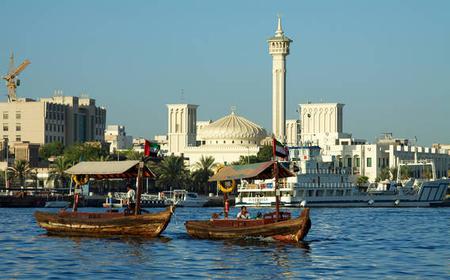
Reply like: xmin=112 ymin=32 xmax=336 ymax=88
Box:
xmin=268 ymin=16 xmax=292 ymax=143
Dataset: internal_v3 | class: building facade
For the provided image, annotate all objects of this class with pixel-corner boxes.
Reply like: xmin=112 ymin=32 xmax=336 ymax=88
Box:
xmin=0 ymin=95 xmax=106 ymax=147
xmin=104 ymin=125 xmax=132 ymax=153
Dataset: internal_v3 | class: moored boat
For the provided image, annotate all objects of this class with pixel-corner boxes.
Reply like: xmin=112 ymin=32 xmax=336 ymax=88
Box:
xmin=186 ymin=208 xmax=310 ymax=242
xmin=185 ymin=139 xmax=312 ymax=243
xmin=35 ymin=160 xmax=174 ymax=238
xmin=35 ymin=206 xmax=173 ymax=237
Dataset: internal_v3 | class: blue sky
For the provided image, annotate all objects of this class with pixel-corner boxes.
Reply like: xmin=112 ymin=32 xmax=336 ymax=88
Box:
xmin=0 ymin=0 xmax=449 ymax=145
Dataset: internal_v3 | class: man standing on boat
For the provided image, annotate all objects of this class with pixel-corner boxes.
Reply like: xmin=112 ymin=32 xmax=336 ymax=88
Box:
xmin=125 ymin=185 xmax=136 ymax=213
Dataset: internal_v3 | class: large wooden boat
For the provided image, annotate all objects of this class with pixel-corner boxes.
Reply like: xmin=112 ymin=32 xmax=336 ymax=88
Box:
xmin=185 ymin=144 xmax=312 ymax=243
xmin=35 ymin=160 xmax=174 ymax=238
xmin=186 ymin=208 xmax=311 ymax=242
xmin=35 ymin=206 xmax=174 ymax=237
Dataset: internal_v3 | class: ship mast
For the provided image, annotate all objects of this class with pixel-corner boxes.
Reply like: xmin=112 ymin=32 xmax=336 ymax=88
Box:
xmin=272 ymin=137 xmax=280 ymax=220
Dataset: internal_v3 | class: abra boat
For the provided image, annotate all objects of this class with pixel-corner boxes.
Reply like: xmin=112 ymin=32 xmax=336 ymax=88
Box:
xmin=185 ymin=154 xmax=311 ymax=243
xmin=35 ymin=205 xmax=173 ymax=237
xmin=35 ymin=160 xmax=174 ymax=237
xmin=186 ymin=207 xmax=311 ymax=242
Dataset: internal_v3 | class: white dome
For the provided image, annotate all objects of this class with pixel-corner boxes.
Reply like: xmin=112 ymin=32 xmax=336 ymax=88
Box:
xmin=200 ymin=112 xmax=267 ymax=141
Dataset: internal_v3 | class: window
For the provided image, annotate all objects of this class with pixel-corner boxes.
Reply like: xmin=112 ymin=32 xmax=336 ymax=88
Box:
xmin=16 ymin=111 xmax=21 ymax=120
xmin=347 ymin=158 xmax=352 ymax=167
xmin=355 ymin=158 xmax=360 ymax=168
xmin=16 ymin=124 xmax=21 ymax=131
xmin=3 ymin=112 xmax=8 ymax=119
xmin=15 ymin=135 xmax=21 ymax=142
xmin=367 ymin=157 xmax=372 ymax=168
xmin=3 ymin=124 xmax=8 ymax=132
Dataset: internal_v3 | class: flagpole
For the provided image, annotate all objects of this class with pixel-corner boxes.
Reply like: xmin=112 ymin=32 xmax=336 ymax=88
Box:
xmin=273 ymin=137 xmax=280 ymax=221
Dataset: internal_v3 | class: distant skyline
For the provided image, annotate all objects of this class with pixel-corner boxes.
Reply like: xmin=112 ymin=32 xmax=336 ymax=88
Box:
xmin=1 ymin=0 xmax=449 ymax=146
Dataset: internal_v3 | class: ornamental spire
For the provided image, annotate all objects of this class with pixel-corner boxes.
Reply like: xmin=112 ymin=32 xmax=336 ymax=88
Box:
xmin=275 ymin=15 xmax=284 ymax=37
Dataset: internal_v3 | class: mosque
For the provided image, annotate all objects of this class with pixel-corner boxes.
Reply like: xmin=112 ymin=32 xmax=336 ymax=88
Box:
xmin=164 ymin=17 xmax=292 ymax=166
xmin=161 ymin=18 xmax=450 ymax=181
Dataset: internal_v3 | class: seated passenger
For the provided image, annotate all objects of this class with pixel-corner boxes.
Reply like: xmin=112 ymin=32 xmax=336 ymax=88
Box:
xmin=237 ymin=206 xmax=250 ymax=219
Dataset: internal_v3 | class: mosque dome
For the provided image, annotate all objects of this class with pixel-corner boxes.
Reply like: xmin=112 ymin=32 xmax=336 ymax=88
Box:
xmin=199 ymin=112 xmax=267 ymax=142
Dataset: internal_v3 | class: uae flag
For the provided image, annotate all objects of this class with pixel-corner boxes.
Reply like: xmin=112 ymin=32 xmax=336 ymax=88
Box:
xmin=144 ymin=140 xmax=160 ymax=157
xmin=273 ymin=138 xmax=289 ymax=159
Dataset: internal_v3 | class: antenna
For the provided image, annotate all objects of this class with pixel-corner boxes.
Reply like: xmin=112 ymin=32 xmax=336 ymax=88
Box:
xmin=180 ymin=89 xmax=185 ymax=102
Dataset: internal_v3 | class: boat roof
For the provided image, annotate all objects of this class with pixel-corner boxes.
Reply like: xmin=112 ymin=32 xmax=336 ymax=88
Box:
xmin=209 ymin=161 xmax=295 ymax=182
xmin=65 ymin=160 xmax=155 ymax=179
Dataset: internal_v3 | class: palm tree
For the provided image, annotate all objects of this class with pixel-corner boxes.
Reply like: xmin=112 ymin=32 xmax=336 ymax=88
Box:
xmin=8 ymin=160 xmax=33 ymax=187
xmin=192 ymin=156 xmax=217 ymax=194
xmin=48 ymin=157 xmax=72 ymax=188
xmin=126 ymin=149 xmax=143 ymax=160
xmin=153 ymin=155 xmax=190 ymax=191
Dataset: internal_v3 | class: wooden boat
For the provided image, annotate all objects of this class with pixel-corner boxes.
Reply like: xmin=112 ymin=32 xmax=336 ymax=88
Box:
xmin=35 ymin=160 xmax=174 ymax=238
xmin=186 ymin=208 xmax=311 ymax=242
xmin=35 ymin=206 xmax=174 ymax=237
xmin=185 ymin=139 xmax=312 ymax=243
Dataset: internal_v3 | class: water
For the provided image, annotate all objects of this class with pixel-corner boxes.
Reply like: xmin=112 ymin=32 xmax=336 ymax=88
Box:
xmin=0 ymin=207 xmax=448 ymax=279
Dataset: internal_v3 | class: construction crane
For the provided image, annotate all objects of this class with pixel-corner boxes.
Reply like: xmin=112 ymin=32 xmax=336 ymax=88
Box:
xmin=2 ymin=53 xmax=30 ymax=102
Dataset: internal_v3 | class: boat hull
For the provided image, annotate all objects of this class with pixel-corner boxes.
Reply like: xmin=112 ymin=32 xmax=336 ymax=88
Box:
xmin=185 ymin=208 xmax=311 ymax=242
xmin=35 ymin=206 xmax=174 ymax=237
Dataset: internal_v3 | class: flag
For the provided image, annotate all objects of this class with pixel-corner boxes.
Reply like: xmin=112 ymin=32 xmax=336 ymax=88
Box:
xmin=144 ymin=140 xmax=160 ymax=157
xmin=273 ymin=138 xmax=289 ymax=159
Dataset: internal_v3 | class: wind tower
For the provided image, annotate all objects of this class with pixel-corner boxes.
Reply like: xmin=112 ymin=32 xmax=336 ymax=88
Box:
xmin=268 ymin=16 xmax=292 ymax=143
xmin=2 ymin=52 xmax=31 ymax=102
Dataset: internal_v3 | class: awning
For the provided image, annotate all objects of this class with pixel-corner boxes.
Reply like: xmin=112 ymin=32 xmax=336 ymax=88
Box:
xmin=65 ymin=160 xmax=155 ymax=179
xmin=209 ymin=161 xmax=295 ymax=182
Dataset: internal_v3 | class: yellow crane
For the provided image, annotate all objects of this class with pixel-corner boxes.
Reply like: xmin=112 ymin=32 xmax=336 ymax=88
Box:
xmin=2 ymin=53 xmax=30 ymax=102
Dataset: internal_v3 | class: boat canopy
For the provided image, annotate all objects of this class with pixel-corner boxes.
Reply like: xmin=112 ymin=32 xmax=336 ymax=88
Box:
xmin=209 ymin=161 xmax=295 ymax=182
xmin=65 ymin=160 xmax=155 ymax=179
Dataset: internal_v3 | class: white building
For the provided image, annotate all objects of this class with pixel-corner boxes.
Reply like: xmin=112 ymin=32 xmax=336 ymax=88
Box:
xmin=104 ymin=125 xmax=132 ymax=153
xmin=296 ymin=102 xmax=450 ymax=182
xmin=300 ymin=103 xmax=351 ymax=148
xmin=167 ymin=104 xmax=267 ymax=165
xmin=286 ymin=119 xmax=300 ymax=146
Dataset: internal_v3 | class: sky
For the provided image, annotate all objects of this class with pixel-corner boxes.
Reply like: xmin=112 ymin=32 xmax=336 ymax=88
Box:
xmin=0 ymin=0 xmax=449 ymax=146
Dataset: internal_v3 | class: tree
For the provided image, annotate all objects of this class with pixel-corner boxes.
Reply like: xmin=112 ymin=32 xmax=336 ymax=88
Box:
xmin=378 ymin=168 xmax=390 ymax=181
xmin=191 ymin=156 xmax=217 ymax=194
xmin=390 ymin=167 xmax=398 ymax=181
xmin=153 ymin=155 xmax=190 ymax=191
xmin=48 ymin=157 xmax=72 ymax=188
xmin=39 ymin=142 xmax=64 ymax=160
xmin=400 ymin=166 xmax=412 ymax=180
xmin=8 ymin=160 xmax=34 ymax=187
xmin=238 ymin=155 xmax=259 ymax=165
xmin=257 ymin=145 xmax=273 ymax=161
xmin=356 ymin=175 xmax=369 ymax=186
xmin=63 ymin=143 xmax=109 ymax=163
xmin=423 ymin=166 xmax=433 ymax=180
xmin=125 ymin=149 xmax=143 ymax=160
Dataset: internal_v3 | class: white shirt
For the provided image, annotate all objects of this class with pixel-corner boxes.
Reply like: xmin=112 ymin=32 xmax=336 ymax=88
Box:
xmin=237 ymin=211 xmax=250 ymax=219
xmin=126 ymin=189 xmax=136 ymax=203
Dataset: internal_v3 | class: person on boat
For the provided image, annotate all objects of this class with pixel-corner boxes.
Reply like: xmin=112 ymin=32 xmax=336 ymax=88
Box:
xmin=125 ymin=185 xmax=136 ymax=213
xmin=237 ymin=206 xmax=250 ymax=219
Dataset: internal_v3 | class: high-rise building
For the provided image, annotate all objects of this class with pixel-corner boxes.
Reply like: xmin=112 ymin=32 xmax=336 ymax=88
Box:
xmin=0 ymin=95 xmax=106 ymax=147
xmin=268 ymin=16 xmax=292 ymax=143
